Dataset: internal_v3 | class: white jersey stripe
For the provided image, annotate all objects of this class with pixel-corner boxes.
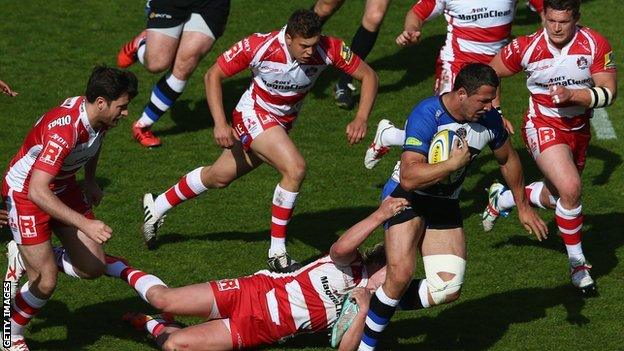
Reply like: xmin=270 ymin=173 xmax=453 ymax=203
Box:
xmin=457 ymin=37 xmax=508 ymax=56
xmin=285 ymin=280 xmax=311 ymax=330
xmin=266 ymin=288 xmax=280 ymax=326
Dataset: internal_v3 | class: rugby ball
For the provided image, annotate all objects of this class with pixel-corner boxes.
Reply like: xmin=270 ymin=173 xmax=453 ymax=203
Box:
xmin=428 ymin=129 xmax=457 ymax=164
xmin=428 ymin=129 xmax=463 ymax=184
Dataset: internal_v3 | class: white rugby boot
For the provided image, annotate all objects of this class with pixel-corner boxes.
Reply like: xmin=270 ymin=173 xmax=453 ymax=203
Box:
xmin=5 ymin=240 xmax=26 ymax=300
xmin=364 ymin=119 xmax=394 ymax=169
xmin=142 ymin=193 xmax=166 ymax=250
xmin=481 ymin=182 xmax=510 ymax=232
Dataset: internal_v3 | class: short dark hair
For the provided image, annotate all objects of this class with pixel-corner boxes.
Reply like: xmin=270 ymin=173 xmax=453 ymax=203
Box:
xmin=543 ymin=0 xmax=581 ymax=19
xmin=453 ymin=63 xmax=499 ymax=96
xmin=286 ymin=9 xmax=321 ymax=39
xmin=361 ymin=243 xmax=386 ymax=268
xmin=85 ymin=65 xmax=138 ymax=103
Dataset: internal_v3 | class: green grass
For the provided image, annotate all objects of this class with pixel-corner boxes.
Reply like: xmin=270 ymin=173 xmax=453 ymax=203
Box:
xmin=0 ymin=0 xmax=623 ymax=350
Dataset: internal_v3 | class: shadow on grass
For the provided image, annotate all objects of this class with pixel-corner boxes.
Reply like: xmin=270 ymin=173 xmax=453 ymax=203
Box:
xmin=28 ymin=296 xmax=153 ymax=351
xmin=155 ymin=205 xmax=377 ymax=253
xmin=156 ymin=75 xmax=249 ymax=137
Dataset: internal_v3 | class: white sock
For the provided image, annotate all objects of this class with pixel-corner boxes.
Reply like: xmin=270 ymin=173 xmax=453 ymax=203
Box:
xmin=137 ymin=114 xmax=154 ymax=127
xmin=381 ymin=127 xmax=406 ymax=147
xmin=137 ymin=42 xmax=146 ymax=65
xmin=498 ymin=189 xmax=516 ymax=211
xmin=166 ymin=74 xmax=187 ymax=93
xmin=269 ymin=237 xmax=286 ymax=257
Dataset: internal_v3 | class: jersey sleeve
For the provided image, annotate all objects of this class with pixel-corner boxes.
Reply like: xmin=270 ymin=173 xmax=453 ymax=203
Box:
xmin=324 ymin=37 xmax=362 ymax=75
xmin=589 ymin=30 xmax=616 ymax=74
xmin=411 ymin=0 xmax=446 ymax=21
xmin=216 ymin=33 xmax=267 ymax=77
xmin=403 ymin=104 xmax=438 ymax=155
xmin=499 ymin=36 xmax=528 ymax=74
xmin=32 ymin=123 xmax=76 ymax=176
xmin=528 ymin=0 xmax=543 ymax=12
xmin=484 ymin=109 xmax=509 ymax=151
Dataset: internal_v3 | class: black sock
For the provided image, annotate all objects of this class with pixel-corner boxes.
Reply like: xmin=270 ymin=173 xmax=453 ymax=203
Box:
xmin=338 ymin=25 xmax=379 ymax=87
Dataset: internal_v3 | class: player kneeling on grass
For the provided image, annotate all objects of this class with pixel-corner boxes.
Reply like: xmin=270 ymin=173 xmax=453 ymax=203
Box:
xmin=117 ymin=197 xmax=405 ymax=351
xmin=358 ymin=63 xmax=549 ymax=351
xmin=0 ymin=66 xmax=138 ymax=351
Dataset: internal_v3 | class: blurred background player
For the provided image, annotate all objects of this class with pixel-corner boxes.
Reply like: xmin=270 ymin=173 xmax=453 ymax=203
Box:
xmin=358 ymin=64 xmax=547 ymax=351
xmin=312 ymin=0 xmax=391 ymax=110
xmin=117 ymin=0 xmax=230 ymax=147
xmin=364 ymin=0 xmax=543 ymax=169
xmin=482 ymin=0 xmax=617 ymax=295
xmin=140 ymin=10 xmax=378 ymax=273
xmin=122 ymin=198 xmax=407 ymax=351
xmin=1 ymin=66 xmax=138 ymax=350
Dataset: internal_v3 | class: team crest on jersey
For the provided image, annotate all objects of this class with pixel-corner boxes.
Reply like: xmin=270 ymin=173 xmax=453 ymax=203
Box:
xmin=604 ymin=51 xmax=615 ymax=69
xmin=456 ymin=127 xmax=467 ymax=139
xmin=576 ymin=56 xmax=588 ymax=70
xmin=304 ymin=66 xmax=318 ymax=76
xmin=39 ymin=140 xmax=64 ymax=166
xmin=216 ymin=279 xmax=240 ymax=291
xmin=340 ymin=42 xmax=353 ymax=64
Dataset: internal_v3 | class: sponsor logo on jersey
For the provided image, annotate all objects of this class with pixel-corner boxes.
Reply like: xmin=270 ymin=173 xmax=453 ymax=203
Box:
xmin=149 ymin=12 xmax=172 ymax=19
xmin=39 ymin=140 xmax=64 ymax=166
xmin=216 ymin=279 xmax=240 ymax=291
xmin=340 ymin=42 xmax=353 ymax=64
xmin=223 ymin=41 xmax=245 ymax=62
xmin=18 ymin=215 xmax=37 ymax=238
xmin=604 ymin=51 xmax=615 ymax=69
xmin=50 ymin=133 xmax=69 ymax=148
xmin=535 ymin=76 xmax=592 ymax=88
xmin=457 ymin=9 xmax=513 ymax=22
xmin=320 ymin=276 xmax=341 ymax=308
xmin=48 ymin=115 xmax=71 ymax=130
xmin=405 ymin=137 xmax=423 ymax=146
xmin=576 ymin=56 xmax=588 ymax=70
xmin=262 ymin=78 xmax=311 ymax=91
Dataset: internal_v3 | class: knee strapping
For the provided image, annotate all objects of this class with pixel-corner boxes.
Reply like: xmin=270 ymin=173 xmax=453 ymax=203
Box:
xmin=422 ymin=254 xmax=466 ymax=305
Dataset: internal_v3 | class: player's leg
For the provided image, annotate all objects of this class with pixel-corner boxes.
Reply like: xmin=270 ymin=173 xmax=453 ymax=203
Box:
xmin=359 ymin=184 xmax=424 ymax=351
xmin=335 ymin=0 xmax=390 ymax=110
xmin=53 ymin=225 xmax=107 ymax=279
xmin=142 ymin=140 xmax=263 ymax=248
xmin=10 ymin=241 xmax=57 ymax=347
xmin=134 ymin=13 xmax=219 ymax=147
xmin=248 ymin=126 xmax=306 ymax=272
xmin=313 ymin=0 xmax=346 ymax=26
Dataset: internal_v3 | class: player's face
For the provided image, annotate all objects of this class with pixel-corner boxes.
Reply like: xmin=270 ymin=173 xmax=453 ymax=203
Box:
xmin=99 ymin=93 xmax=131 ymax=128
xmin=286 ymin=34 xmax=321 ymax=64
xmin=460 ymin=85 xmax=496 ymax=121
xmin=544 ymin=8 xmax=579 ymax=48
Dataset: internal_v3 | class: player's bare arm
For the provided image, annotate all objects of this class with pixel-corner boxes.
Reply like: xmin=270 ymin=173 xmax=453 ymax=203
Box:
xmin=550 ymin=72 xmax=617 ymax=107
xmin=28 ymin=169 xmax=112 ymax=244
xmin=83 ymin=146 xmax=103 ymax=206
xmin=492 ymin=139 xmax=548 ymax=240
xmin=330 ymin=197 xmax=408 ymax=266
xmin=399 ymin=138 xmax=470 ymax=191
xmin=346 ymin=61 xmax=378 ymax=145
xmin=204 ymin=63 xmax=234 ymax=148
xmin=337 ymin=287 xmax=373 ymax=351
xmin=396 ymin=9 xmax=423 ymax=47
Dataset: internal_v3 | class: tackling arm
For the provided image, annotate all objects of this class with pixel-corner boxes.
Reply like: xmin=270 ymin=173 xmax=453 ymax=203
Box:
xmin=396 ymin=8 xmax=425 ymax=46
xmin=330 ymin=197 xmax=408 ymax=266
xmin=554 ymin=72 xmax=617 ymax=108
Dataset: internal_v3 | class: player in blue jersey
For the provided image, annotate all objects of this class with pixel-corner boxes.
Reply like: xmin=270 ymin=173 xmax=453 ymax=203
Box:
xmin=358 ymin=63 xmax=548 ymax=351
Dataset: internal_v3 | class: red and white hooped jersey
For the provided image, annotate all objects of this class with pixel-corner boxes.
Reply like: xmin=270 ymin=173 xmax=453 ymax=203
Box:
xmin=216 ymin=27 xmax=361 ymax=127
xmin=2 ymin=96 xmax=105 ymax=195
xmin=500 ymin=27 xmax=616 ymax=130
xmin=252 ymin=254 xmax=367 ymax=339
xmin=412 ymin=0 xmax=517 ymax=65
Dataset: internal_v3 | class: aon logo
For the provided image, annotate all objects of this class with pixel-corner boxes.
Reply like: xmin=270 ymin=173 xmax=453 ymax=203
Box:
xmin=48 ymin=115 xmax=72 ymax=129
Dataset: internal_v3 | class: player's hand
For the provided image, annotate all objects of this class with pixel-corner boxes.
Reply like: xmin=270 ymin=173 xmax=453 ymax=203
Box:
xmin=517 ymin=203 xmax=548 ymax=241
xmin=346 ymin=117 xmax=367 ymax=145
xmin=396 ymin=30 xmax=421 ymax=47
xmin=83 ymin=180 xmax=103 ymax=207
xmin=82 ymin=219 xmax=113 ymax=244
xmin=0 ymin=79 xmax=18 ymax=97
xmin=213 ymin=123 xmax=234 ymax=148
xmin=448 ymin=137 xmax=471 ymax=171
xmin=549 ymin=85 xmax=572 ymax=105
xmin=0 ymin=209 xmax=8 ymax=228
xmin=501 ymin=116 xmax=515 ymax=135
xmin=350 ymin=287 xmax=372 ymax=311
xmin=377 ymin=196 xmax=410 ymax=221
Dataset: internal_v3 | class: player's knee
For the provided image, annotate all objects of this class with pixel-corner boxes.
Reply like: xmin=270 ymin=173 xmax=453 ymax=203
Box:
xmin=149 ymin=291 xmax=173 ymax=312
xmin=386 ymin=262 xmax=414 ymax=290
xmin=284 ymin=161 xmax=306 ymax=184
xmin=143 ymin=58 xmax=170 ymax=74
xmin=77 ymin=261 xmax=106 ymax=279
xmin=362 ymin=8 xmax=386 ymax=31
xmin=32 ymin=275 xmax=58 ymax=298
xmin=172 ymin=54 xmax=202 ymax=80
xmin=557 ymin=182 xmax=581 ymax=208
xmin=423 ymin=254 xmax=466 ymax=306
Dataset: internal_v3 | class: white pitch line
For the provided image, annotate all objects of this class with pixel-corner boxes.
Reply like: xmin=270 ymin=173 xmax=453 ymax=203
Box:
xmin=592 ymin=108 xmax=617 ymax=140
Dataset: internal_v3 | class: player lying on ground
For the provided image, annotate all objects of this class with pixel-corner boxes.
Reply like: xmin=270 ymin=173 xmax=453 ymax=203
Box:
xmin=120 ymin=197 xmax=407 ymax=351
